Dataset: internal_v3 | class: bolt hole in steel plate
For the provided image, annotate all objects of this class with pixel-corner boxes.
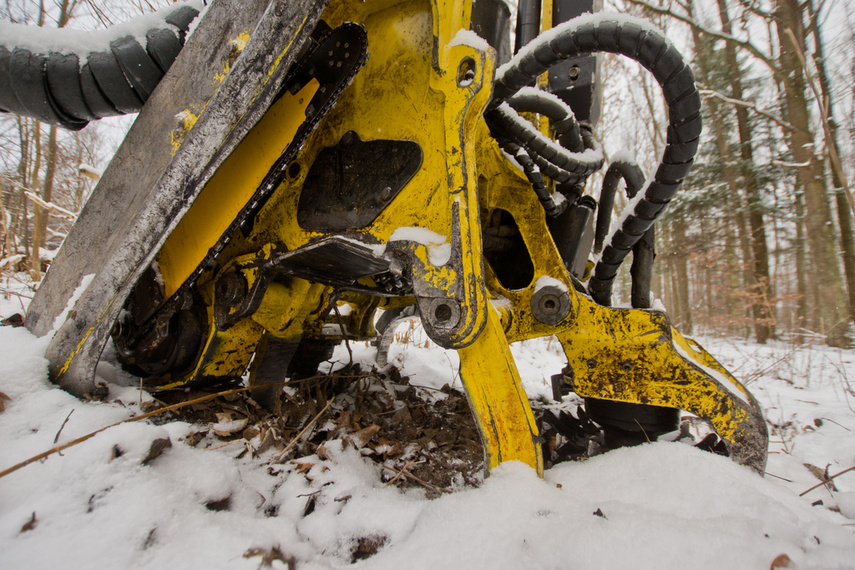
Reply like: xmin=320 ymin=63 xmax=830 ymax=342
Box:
xmin=457 ymin=57 xmax=477 ymax=87
xmin=426 ymin=298 xmax=461 ymax=330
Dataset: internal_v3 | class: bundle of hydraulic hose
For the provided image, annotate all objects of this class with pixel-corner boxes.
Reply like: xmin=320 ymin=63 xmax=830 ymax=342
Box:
xmin=484 ymin=13 xmax=701 ymax=307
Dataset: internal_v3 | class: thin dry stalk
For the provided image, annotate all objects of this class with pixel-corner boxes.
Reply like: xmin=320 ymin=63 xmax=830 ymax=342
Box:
xmin=383 ymin=459 xmax=426 ymax=487
xmin=0 ymin=385 xmax=255 ymax=479
xmin=800 ymin=465 xmax=855 ymax=496
xmin=0 ymin=378 xmax=353 ymax=480
xmin=274 ymin=397 xmax=335 ymax=463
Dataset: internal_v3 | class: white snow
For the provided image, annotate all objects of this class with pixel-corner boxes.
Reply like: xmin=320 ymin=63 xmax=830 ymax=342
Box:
xmin=2 ymin=291 xmax=855 ymax=568
xmin=534 ymin=274 xmax=569 ymax=294
xmin=49 ymin=273 xmax=94 ymax=337
xmin=448 ymin=29 xmax=491 ymax=52
xmin=610 ymin=149 xmax=637 ymax=164
xmin=389 ymin=227 xmax=451 ymax=267
xmin=0 ymin=1 xmax=202 ymax=59
xmin=496 ymin=102 xmax=605 ymax=164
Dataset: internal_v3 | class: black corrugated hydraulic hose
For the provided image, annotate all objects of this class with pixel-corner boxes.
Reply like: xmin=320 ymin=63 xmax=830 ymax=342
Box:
xmin=507 ymin=87 xmax=584 ymax=152
xmin=499 ymin=136 xmax=565 ymax=217
xmin=486 ymin=97 xmax=604 ymax=189
xmin=593 ymin=159 xmax=645 ymax=255
xmin=0 ymin=3 xmax=200 ymax=130
xmin=590 ymin=159 xmax=645 ymax=306
xmin=489 ymin=14 xmax=701 ymax=297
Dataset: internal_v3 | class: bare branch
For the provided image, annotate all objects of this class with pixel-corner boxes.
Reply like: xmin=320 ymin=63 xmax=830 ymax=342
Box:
xmin=697 ymin=88 xmax=795 ymax=131
xmin=735 ymin=0 xmax=775 ymax=22
xmin=24 ymin=191 xmax=76 ymax=221
xmin=627 ymin=0 xmax=782 ymax=77
xmin=772 ymin=159 xmax=813 ymax=169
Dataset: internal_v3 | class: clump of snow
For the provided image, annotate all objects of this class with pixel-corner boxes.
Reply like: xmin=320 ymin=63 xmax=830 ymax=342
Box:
xmin=448 ymin=29 xmax=491 ymax=52
xmin=389 ymin=227 xmax=452 ymax=266
xmin=49 ymin=273 xmax=94 ymax=337
xmin=0 ymin=1 xmax=202 ymax=58
xmin=534 ymin=274 xmax=569 ymax=294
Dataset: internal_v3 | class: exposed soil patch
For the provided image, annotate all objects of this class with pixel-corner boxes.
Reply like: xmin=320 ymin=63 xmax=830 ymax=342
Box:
xmin=155 ymin=364 xmax=485 ymax=494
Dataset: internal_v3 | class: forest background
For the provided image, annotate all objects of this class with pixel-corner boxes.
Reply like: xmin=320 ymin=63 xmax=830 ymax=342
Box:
xmin=1 ymin=0 xmax=854 ymax=348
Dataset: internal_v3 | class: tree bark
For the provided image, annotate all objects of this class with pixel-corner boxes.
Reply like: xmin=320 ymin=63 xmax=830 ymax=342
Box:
xmin=672 ymin=219 xmax=693 ymax=334
xmin=716 ymin=0 xmax=774 ymax=343
xmin=32 ymin=125 xmax=58 ymax=266
xmin=775 ymin=0 xmax=849 ymax=346
xmin=28 ymin=121 xmax=42 ymax=272
xmin=806 ymin=0 xmax=855 ymax=322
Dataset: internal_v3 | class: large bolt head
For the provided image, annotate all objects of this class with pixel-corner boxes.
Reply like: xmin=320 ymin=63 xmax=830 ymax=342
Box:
xmin=531 ymin=285 xmax=572 ymax=325
xmin=216 ymin=272 xmax=247 ymax=308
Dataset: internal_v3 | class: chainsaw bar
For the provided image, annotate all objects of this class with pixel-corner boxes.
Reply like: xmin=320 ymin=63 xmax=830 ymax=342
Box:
xmin=25 ymin=0 xmax=361 ymax=396
xmin=113 ymin=23 xmax=369 ymax=365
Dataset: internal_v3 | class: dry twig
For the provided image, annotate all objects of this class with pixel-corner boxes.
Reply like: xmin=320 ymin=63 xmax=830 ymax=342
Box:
xmin=800 ymin=465 xmax=855 ymax=496
xmin=274 ymin=397 xmax=335 ymax=463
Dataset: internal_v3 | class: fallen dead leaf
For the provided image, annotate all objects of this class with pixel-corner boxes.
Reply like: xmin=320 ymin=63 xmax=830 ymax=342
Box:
xmin=211 ymin=412 xmax=249 ymax=437
xmin=317 ymin=442 xmax=330 ymax=461
xmin=351 ymin=424 xmax=381 ymax=448
xmin=771 ymin=553 xmax=793 ymax=569
xmin=291 ymin=461 xmax=314 ymax=474
xmin=244 ymin=546 xmax=296 ymax=569
xmin=142 ymin=437 xmax=172 ymax=465
xmin=20 ymin=512 xmax=37 ymax=532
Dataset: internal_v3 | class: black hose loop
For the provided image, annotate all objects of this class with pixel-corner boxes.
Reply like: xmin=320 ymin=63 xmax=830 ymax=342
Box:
xmin=497 ymin=137 xmax=567 ymax=217
xmin=0 ymin=3 xmax=201 ymax=130
xmin=492 ymin=14 xmax=701 ymax=303
xmin=589 ymin=159 xmax=645 ymax=306
xmin=507 ymin=87 xmax=584 ymax=152
xmin=593 ymin=159 xmax=645 ymax=255
xmin=486 ymin=102 xmax=605 ymax=182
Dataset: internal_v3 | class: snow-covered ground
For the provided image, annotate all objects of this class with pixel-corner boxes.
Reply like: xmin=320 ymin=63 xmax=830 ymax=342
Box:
xmin=1 ymin=284 xmax=855 ymax=569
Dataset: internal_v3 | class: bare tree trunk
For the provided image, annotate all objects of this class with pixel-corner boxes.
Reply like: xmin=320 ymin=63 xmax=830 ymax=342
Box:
xmin=686 ymin=9 xmax=754 ymax=340
xmin=0 ymin=192 xmax=11 ymax=259
xmin=775 ymin=0 xmax=849 ymax=346
xmin=13 ymin=119 xmax=32 ymax=260
xmin=716 ymin=0 xmax=774 ymax=343
xmin=673 ymin=219 xmax=693 ymax=334
xmin=794 ymin=189 xmax=809 ymax=334
xmin=33 ymin=125 xmax=58 ymax=254
xmin=806 ymin=0 xmax=855 ymax=322
xmin=28 ymin=121 xmax=43 ymax=272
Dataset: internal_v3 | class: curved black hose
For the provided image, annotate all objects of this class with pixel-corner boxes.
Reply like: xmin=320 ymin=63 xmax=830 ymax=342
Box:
xmin=507 ymin=87 xmax=584 ymax=152
xmin=486 ymin=101 xmax=604 ymax=189
xmin=629 ymin=225 xmax=655 ymax=309
xmin=590 ymin=160 xmax=646 ymax=306
xmin=593 ymin=160 xmax=645 ymax=255
xmin=491 ymin=14 xmax=701 ymax=286
xmin=499 ymin=137 xmax=566 ymax=217
xmin=0 ymin=3 xmax=200 ymax=130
